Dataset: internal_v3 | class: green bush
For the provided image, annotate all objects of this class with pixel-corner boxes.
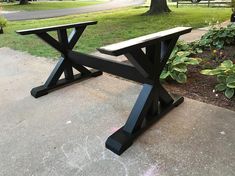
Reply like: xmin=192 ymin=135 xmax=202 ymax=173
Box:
xmin=201 ymin=60 xmax=235 ymax=99
xmin=0 ymin=17 xmax=7 ymax=28
xmin=160 ymin=42 xmax=202 ymax=83
xmin=198 ymin=24 xmax=235 ymax=49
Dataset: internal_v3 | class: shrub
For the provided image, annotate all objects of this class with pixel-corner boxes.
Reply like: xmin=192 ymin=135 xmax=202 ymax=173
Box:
xmin=0 ymin=17 xmax=7 ymax=28
xmin=0 ymin=5 xmax=7 ymax=29
xmin=160 ymin=42 xmax=202 ymax=83
xmin=201 ymin=60 xmax=235 ymax=99
xmin=198 ymin=24 xmax=235 ymax=49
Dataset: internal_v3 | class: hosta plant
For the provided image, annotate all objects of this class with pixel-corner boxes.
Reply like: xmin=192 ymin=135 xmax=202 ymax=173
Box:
xmin=160 ymin=45 xmax=202 ymax=83
xmin=201 ymin=60 xmax=235 ymax=99
xmin=198 ymin=24 xmax=235 ymax=49
xmin=177 ymin=41 xmax=203 ymax=54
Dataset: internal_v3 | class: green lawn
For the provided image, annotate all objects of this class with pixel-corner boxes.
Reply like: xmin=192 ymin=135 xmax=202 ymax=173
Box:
xmin=0 ymin=6 xmax=231 ymax=59
xmin=1 ymin=0 xmax=106 ymax=11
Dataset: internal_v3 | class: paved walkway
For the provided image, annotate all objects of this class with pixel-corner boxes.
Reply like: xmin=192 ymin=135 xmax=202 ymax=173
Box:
xmin=0 ymin=47 xmax=234 ymax=176
xmin=179 ymin=20 xmax=230 ymax=42
xmin=0 ymin=21 xmax=234 ymax=175
xmin=3 ymin=0 xmax=145 ymax=21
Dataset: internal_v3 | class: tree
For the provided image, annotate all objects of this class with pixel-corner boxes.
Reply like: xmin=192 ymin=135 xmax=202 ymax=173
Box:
xmin=19 ymin=0 xmax=29 ymax=5
xmin=232 ymin=0 xmax=235 ymax=22
xmin=146 ymin=0 xmax=171 ymax=15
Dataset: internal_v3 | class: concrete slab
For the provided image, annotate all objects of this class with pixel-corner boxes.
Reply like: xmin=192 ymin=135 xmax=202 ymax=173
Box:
xmin=1 ymin=11 xmax=20 ymax=14
xmin=0 ymin=47 xmax=235 ymax=176
xmin=179 ymin=29 xmax=207 ymax=43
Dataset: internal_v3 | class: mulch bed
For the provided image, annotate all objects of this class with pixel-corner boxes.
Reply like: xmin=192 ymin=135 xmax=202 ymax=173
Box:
xmin=163 ymin=45 xmax=235 ymax=111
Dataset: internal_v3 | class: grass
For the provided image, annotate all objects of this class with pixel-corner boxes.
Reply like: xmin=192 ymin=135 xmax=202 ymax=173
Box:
xmin=0 ymin=6 xmax=231 ymax=59
xmin=0 ymin=0 xmax=105 ymax=11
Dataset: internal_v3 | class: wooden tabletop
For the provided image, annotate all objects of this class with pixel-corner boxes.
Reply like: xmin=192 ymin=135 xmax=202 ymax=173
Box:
xmin=98 ymin=27 xmax=192 ymax=56
xmin=16 ymin=21 xmax=97 ymax=35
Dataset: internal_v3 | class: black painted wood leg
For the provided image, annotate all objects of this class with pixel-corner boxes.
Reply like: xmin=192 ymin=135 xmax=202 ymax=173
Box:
xmin=18 ymin=24 xmax=192 ymax=155
xmin=105 ymin=84 xmax=184 ymax=155
xmin=31 ymin=58 xmax=102 ymax=98
xmin=31 ymin=27 xmax=102 ymax=98
xmin=105 ymin=39 xmax=184 ymax=155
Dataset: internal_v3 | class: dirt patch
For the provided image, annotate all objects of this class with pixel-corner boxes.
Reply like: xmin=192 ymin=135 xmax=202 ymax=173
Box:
xmin=163 ymin=46 xmax=235 ymax=111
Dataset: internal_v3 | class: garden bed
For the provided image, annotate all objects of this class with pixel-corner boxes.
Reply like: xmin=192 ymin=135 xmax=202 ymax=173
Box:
xmin=164 ymin=45 xmax=235 ymax=111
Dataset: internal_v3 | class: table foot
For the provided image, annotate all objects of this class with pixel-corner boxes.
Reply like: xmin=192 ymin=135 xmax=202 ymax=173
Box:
xmin=31 ymin=69 xmax=102 ymax=98
xmin=105 ymin=128 xmax=133 ymax=155
xmin=105 ymin=95 xmax=184 ymax=155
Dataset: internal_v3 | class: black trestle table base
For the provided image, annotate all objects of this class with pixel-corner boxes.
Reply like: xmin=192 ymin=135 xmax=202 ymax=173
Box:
xmin=16 ymin=21 xmax=192 ymax=155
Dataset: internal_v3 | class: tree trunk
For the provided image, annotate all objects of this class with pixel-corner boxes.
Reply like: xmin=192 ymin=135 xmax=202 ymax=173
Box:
xmin=0 ymin=27 xmax=3 ymax=34
xmin=146 ymin=0 xmax=171 ymax=15
xmin=231 ymin=12 xmax=235 ymax=22
xmin=19 ymin=0 xmax=29 ymax=5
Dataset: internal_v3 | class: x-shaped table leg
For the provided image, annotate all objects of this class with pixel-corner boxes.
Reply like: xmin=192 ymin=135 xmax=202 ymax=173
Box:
xmin=31 ymin=27 xmax=102 ymax=98
xmin=105 ymin=37 xmax=183 ymax=155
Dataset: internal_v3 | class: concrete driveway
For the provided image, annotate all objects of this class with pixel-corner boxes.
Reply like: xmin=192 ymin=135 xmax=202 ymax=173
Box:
xmin=0 ymin=47 xmax=234 ymax=176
